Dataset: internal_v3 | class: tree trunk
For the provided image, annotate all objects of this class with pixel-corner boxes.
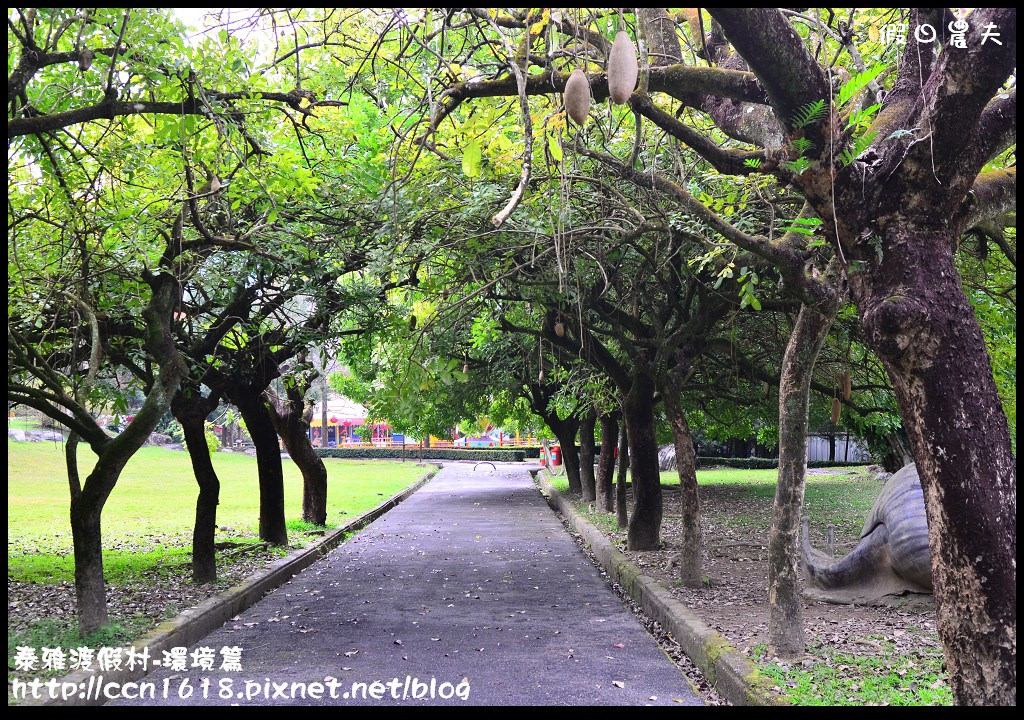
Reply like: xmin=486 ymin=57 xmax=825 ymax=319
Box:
xmin=884 ymin=431 xmax=913 ymax=472
xmin=828 ymin=432 xmax=836 ymax=462
xmin=596 ymin=414 xmax=618 ymax=513
xmin=231 ymin=394 xmax=288 ymax=545
xmin=178 ymin=410 xmax=220 ymax=584
xmin=616 ymin=426 xmax=629 ymax=528
xmin=623 ymin=373 xmax=662 ymax=550
xmin=849 ymin=225 xmax=1016 ymax=705
xmin=661 ymin=386 xmax=702 ymax=587
xmin=548 ymin=416 xmax=582 ymax=494
xmin=578 ymin=410 xmax=597 ymax=502
xmin=69 ymin=496 xmax=106 ymax=634
xmin=268 ymin=386 xmax=328 ymax=526
xmin=767 ymin=303 xmax=834 ymax=658
xmin=559 ymin=434 xmax=582 ymax=496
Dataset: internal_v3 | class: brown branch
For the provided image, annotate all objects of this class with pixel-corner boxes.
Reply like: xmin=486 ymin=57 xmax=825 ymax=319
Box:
xmin=900 ymin=8 xmax=1017 ymax=190
xmin=629 ymin=93 xmax=769 ymax=175
xmin=953 ymin=168 xmax=1017 ymax=236
xmin=960 ymin=87 xmax=1017 ymax=182
xmin=429 ymin=64 xmax=768 ymax=132
xmin=707 ymin=8 xmax=830 ymax=129
xmin=8 ymin=90 xmax=344 ymax=139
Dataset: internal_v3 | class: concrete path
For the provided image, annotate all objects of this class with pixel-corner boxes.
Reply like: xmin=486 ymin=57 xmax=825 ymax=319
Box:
xmin=117 ymin=464 xmax=703 ymax=706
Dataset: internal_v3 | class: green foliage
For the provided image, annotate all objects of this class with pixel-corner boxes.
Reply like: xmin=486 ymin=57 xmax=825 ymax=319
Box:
xmin=778 ymin=217 xmax=823 ymax=236
xmin=840 ymin=131 xmax=878 ymax=167
xmin=9 ymin=617 xmax=156 ymax=674
xmin=462 ymin=139 xmax=483 ymax=177
xmin=790 ymin=137 xmax=814 ymax=156
xmin=752 ymin=639 xmax=951 ymax=706
xmin=791 ymin=99 xmax=827 ymax=129
xmin=837 ymin=64 xmax=887 ymax=107
xmin=785 ymin=156 xmax=812 ymax=175
xmin=847 ymin=103 xmax=882 ymax=130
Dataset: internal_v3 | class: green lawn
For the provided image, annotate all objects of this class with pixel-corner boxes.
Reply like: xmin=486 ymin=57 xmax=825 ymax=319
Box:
xmin=547 ymin=466 xmax=878 ymax=537
xmin=7 ymin=440 xmax=432 ymax=583
xmin=673 ymin=467 xmax=880 ymax=535
xmin=752 ymin=640 xmax=952 ymax=706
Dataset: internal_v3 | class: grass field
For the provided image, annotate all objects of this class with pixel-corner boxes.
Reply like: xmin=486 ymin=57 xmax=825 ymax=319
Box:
xmin=7 ymin=439 xmax=432 ymax=583
xmin=547 ymin=466 xmax=880 ymax=536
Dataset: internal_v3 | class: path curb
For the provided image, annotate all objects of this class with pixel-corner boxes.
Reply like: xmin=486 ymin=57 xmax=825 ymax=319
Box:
xmin=29 ymin=465 xmax=440 ymax=706
xmin=534 ymin=471 xmax=782 ymax=707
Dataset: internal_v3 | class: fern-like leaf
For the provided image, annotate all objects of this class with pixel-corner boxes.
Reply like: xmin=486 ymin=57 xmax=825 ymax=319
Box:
xmin=847 ymin=102 xmax=882 ymax=129
xmin=792 ymin=99 xmax=827 ymax=129
xmin=790 ymin=137 xmax=813 ymax=156
xmin=743 ymin=157 xmax=762 ymax=168
xmin=785 ymin=157 xmax=811 ymax=175
xmin=778 ymin=217 xmax=822 ymax=235
xmin=838 ymin=64 xmax=887 ymax=106
xmin=840 ymin=131 xmax=878 ymax=167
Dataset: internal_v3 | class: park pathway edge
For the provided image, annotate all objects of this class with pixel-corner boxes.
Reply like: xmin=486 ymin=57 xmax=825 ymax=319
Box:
xmin=534 ymin=470 xmax=784 ymax=707
xmin=29 ymin=465 xmax=440 ymax=707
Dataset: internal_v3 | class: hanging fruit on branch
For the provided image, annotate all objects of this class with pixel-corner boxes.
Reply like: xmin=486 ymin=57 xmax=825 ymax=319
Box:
xmin=564 ymin=69 xmax=591 ymax=125
xmin=831 ymin=397 xmax=842 ymax=425
xmin=840 ymin=371 xmax=852 ymax=401
xmin=554 ymin=321 xmax=565 ymax=338
xmin=607 ymin=31 xmax=639 ymax=104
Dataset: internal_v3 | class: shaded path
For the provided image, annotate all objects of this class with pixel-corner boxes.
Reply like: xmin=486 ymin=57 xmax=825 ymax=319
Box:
xmin=117 ymin=464 xmax=702 ymax=705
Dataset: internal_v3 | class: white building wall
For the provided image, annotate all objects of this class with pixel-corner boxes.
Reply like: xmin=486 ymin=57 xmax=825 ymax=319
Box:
xmin=806 ymin=433 xmax=872 ymax=462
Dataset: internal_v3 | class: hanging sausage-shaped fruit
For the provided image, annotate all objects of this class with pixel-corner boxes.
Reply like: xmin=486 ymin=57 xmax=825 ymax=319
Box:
xmin=607 ymin=31 xmax=639 ymax=104
xmin=564 ymin=69 xmax=591 ymax=125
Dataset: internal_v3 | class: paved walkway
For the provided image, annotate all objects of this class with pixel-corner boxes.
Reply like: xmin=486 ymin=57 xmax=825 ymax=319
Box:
xmin=118 ymin=464 xmax=702 ymax=705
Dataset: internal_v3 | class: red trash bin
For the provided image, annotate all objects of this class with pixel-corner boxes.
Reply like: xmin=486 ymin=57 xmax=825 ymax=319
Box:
xmin=551 ymin=445 xmax=562 ymax=466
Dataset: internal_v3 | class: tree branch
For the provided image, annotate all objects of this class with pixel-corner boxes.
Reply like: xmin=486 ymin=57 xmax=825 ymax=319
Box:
xmin=707 ymin=8 xmax=830 ymax=130
xmin=953 ymin=168 xmax=1017 ymax=236
xmin=429 ymin=64 xmax=767 ymax=133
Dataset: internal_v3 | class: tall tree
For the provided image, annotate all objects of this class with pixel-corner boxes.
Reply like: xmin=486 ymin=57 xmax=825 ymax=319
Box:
xmin=393 ymin=9 xmax=1016 ymax=701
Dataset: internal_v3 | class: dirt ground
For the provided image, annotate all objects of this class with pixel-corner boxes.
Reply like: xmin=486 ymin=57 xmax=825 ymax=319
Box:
xmin=632 ymin=482 xmax=938 ymax=654
xmin=564 ymin=469 xmax=950 ymax=703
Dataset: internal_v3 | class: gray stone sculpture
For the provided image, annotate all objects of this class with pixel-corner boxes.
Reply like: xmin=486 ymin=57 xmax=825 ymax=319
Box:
xmin=802 ymin=463 xmax=933 ymax=604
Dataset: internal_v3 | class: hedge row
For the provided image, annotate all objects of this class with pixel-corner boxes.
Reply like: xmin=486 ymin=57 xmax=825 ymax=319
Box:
xmin=315 ymin=447 xmax=526 ymax=462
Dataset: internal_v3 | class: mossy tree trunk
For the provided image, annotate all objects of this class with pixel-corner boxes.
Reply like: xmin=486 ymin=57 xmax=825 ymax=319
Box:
xmin=578 ymin=410 xmax=597 ymax=502
xmin=849 ymin=224 xmax=1016 ymax=703
xmin=661 ymin=381 xmax=702 ymax=587
xmin=596 ymin=413 xmax=618 ymax=513
xmin=767 ymin=303 xmax=834 ymax=657
xmin=616 ymin=426 xmax=630 ymax=528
